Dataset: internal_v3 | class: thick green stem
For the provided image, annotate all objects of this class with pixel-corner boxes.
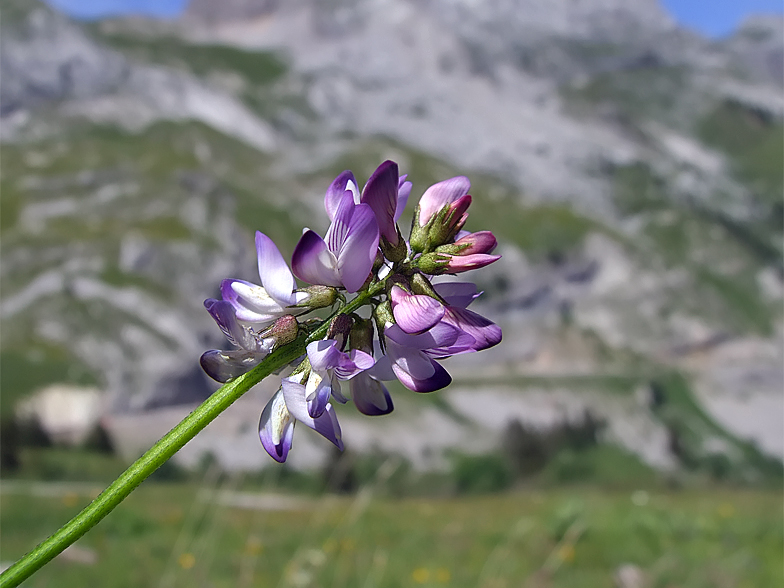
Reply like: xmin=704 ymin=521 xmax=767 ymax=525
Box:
xmin=0 ymin=284 xmax=385 ymax=588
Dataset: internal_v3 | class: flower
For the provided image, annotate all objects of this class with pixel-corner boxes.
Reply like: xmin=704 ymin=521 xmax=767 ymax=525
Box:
xmin=258 ymin=374 xmax=344 ymax=463
xmin=292 ymin=190 xmax=380 ymax=292
xmin=434 ymin=281 xmax=502 ymax=351
xmin=221 ymin=231 xmax=309 ymax=326
xmin=200 ymin=161 xmax=503 ymax=463
xmin=382 ymin=321 xmax=475 ymax=392
xmin=304 ymin=339 xmax=374 ymax=418
xmin=389 ymin=285 xmax=444 ymax=334
xmin=200 ymin=299 xmax=278 ymax=383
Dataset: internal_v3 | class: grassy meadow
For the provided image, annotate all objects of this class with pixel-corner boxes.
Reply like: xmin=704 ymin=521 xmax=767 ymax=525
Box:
xmin=1 ymin=448 xmax=782 ymax=588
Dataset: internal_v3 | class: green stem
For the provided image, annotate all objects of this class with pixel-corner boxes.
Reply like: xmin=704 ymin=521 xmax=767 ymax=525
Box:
xmin=1 ymin=285 xmax=385 ymax=588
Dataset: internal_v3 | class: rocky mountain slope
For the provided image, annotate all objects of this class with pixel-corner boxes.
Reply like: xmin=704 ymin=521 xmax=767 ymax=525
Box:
xmin=1 ymin=0 xmax=781 ymax=476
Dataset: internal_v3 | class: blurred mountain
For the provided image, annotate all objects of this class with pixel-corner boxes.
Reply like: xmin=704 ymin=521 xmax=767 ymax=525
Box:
xmin=1 ymin=0 xmax=781 ymax=476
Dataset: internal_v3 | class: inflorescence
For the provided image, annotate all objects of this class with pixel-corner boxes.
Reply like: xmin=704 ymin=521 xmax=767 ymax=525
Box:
xmin=200 ymin=161 xmax=502 ymax=462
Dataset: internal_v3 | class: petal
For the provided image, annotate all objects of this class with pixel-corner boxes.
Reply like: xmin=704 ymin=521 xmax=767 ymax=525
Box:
xmin=443 ymin=307 xmax=502 ymax=351
xmin=291 ymin=230 xmax=342 ymax=287
xmin=325 ymin=192 xmax=356 ymax=254
xmin=256 ymin=232 xmax=296 ymax=306
xmin=393 ymin=358 xmax=452 ymax=392
xmin=221 ymin=279 xmax=285 ymax=324
xmin=386 ymin=341 xmax=436 ymax=380
xmin=350 ymin=373 xmax=394 ymax=416
xmin=336 ymin=203 xmax=379 ymax=292
xmin=204 ymin=298 xmax=253 ymax=348
xmin=259 ymin=389 xmax=294 ymax=463
xmin=453 ymin=231 xmax=498 ymax=255
xmin=418 ymin=176 xmax=470 ymax=226
xmin=432 ymin=281 xmax=481 ymax=308
xmin=385 ymin=322 xmax=461 ymax=350
xmin=369 ymin=355 xmax=396 ymax=381
xmin=325 ymin=170 xmax=357 ymax=221
xmin=333 ymin=349 xmax=375 ymax=379
xmin=281 ymin=379 xmax=344 ymax=450
xmin=444 ymin=253 xmax=501 ymax=273
xmin=395 ymin=177 xmax=412 ymax=222
xmin=305 ymin=370 xmax=332 ymax=418
xmin=306 ymin=339 xmax=342 ymax=372
xmin=200 ymin=349 xmax=266 ymax=383
xmin=361 ymin=160 xmax=399 ymax=243
xmin=390 ymin=286 xmax=445 ymax=334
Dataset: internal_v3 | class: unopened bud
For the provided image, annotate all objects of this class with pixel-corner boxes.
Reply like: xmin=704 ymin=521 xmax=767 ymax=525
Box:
xmin=410 ymin=272 xmax=441 ymax=300
xmin=327 ymin=314 xmax=353 ymax=350
xmin=349 ymin=318 xmax=375 ymax=354
xmin=429 ymin=194 xmax=471 ymax=247
xmin=294 ymin=285 xmax=338 ymax=309
xmin=381 ymin=225 xmax=408 ymax=262
xmin=415 ymin=252 xmax=450 ymax=275
xmin=409 ymin=206 xmax=432 ymax=253
xmin=260 ymin=314 xmax=299 ymax=347
xmin=373 ymin=300 xmax=394 ymax=327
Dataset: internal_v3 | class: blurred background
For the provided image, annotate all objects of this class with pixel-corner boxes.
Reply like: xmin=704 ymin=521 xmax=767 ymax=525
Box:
xmin=1 ymin=0 xmax=782 ymax=586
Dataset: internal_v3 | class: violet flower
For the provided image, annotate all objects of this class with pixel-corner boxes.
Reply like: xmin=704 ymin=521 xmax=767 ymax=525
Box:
xmin=304 ymin=339 xmax=374 ymax=418
xmin=417 ymin=176 xmax=471 ymax=227
xmin=389 ymin=285 xmax=444 ymax=334
xmin=200 ymin=299 xmax=276 ymax=383
xmin=382 ymin=322 xmax=475 ymax=392
xmin=221 ymin=231 xmax=309 ymax=326
xmin=434 ymin=281 xmax=503 ymax=351
xmin=292 ymin=191 xmax=379 ymax=293
xmin=258 ymin=374 xmax=344 ymax=463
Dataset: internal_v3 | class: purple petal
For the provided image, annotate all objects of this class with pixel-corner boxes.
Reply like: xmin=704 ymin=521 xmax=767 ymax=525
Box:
xmin=200 ymin=349 xmax=266 ymax=383
xmin=385 ymin=322 xmax=462 ymax=350
xmin=281 ymin=378 xmax=344 ymax=450
xmin=395 ymin=176 xmax=412 ymax=222
xmin=292 ymin=230 xmax=342 ymax=287
xmin=307 ymin=339 xmax=342 ymax=372
xmin=256 ymin=232 xmax=296 ymax=306
xmin=418 ymin=176 xmax=470 ymax=226
xmin=432 ymin=282 xmax=481 ymax=309
xmin=305 ymin=370 xmax=332 ymax=418
xmin=386 ymin=342 xmax=436 ymax=380
xmin=444 ymin=253 xmax=501 ymax=274
xmin=333 ymin=349 xmax=375 ymax=379
xmin=390 ymin=286 xmax=445 ymax=334
xmin=427 ymin=328 xmax=476 ymax=358
xmin=259 ymin=390 xmax=294 ymax=463
xmin=443 ymin=307 xmax=502 ymax=351
xmin=325 ymin=193 xmax=356 ymax=255
xmin=204 ymin=298 xmax=248 ymax=348
xmin=221 ymin=279 xmax=285 ymax=324
xmin=361 ymin=160 xmax=399 ymax=243
xmin=336 ymin=203 xmax=379 ymax=292
xmin=350 ymin=373 xmax=394 ymax=416
xmin=325 ymin=170 xmax=358 ymax=221
xmin=369 ymin=355 xmax=396 ymax=381
xmin=453 ymin=231 xmax=498 ymax=255
xmin=393 ymin=358 xmax=452 ymax=393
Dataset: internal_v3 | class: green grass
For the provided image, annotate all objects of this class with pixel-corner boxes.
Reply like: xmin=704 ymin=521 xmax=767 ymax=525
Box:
xmin=1 ymin=479 xmax=781 ymax=587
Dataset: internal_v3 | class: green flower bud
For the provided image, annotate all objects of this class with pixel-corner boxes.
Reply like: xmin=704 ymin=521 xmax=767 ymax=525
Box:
xmin=294 ymin=285 xmax=338 ymax=309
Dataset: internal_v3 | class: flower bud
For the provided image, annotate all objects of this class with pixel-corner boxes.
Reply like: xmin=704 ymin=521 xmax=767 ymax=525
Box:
xmin=409 ymin=206 xmax=432 ymax=253
xmin=437 ymin=230 xmax=497 ymax=256
xmin=417 ymin=252 xmax=501 ymax=275
xmin=381 ymin=225 xmax=408 ymax=262
xmin=260 ymin=314 xmax=299 ymax=347
xmin=428 ymin=194 xmax=472 ymax=247
xmin=326 ymin=314 xmax=354 ymax=350
xmin=349 ymin=317 xmax=375 ymax=354
xmin=294 ymin=285 xmax=338 ymax=309
xmin=373 ymin=299 xmax=395 ymax=327
xmin=415 ymin=252 xmax=450 ymax=275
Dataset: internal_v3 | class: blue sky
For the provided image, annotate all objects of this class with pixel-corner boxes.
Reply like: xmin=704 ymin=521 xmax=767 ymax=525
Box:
xmin=44 ymin=0 xmax=784 ymax=38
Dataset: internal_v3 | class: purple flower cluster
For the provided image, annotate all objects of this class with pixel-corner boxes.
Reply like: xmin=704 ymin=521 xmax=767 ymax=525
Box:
xmin=201 ymin=161 xmax=501 ymax=462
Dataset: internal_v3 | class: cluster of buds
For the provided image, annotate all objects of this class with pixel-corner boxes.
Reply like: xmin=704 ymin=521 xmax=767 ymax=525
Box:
xmin=201 ymin=161 xmax=501 ymax=462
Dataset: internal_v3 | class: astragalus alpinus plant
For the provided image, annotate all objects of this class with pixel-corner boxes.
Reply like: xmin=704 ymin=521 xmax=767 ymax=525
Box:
xmin=0 ymin=161 xmax=502 ymax=587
